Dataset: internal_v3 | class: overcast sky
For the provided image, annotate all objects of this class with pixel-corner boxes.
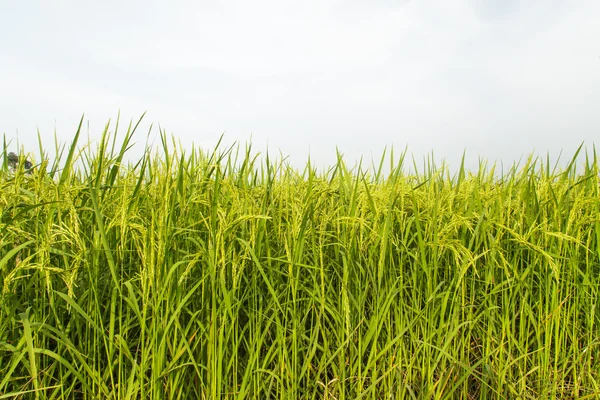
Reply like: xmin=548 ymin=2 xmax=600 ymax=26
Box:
xmin=1 ymin=0 xmax=599 ymax=173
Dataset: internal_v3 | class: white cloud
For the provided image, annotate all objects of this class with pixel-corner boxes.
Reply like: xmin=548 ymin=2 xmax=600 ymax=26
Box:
xmin=1 ymin=0 xmax=599 ymax=172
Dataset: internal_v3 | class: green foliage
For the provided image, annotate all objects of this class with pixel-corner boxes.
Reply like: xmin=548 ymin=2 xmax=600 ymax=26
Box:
xmin=1 ymin=120 xmax=599 ymax=399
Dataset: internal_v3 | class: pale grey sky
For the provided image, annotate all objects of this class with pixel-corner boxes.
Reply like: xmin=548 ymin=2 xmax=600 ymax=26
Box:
xmin=1 ymin=0 xmax=599 ymax=172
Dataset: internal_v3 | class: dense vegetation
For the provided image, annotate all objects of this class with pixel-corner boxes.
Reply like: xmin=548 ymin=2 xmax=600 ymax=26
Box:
xmin=1 ymin=118 xmax=599 ymax=399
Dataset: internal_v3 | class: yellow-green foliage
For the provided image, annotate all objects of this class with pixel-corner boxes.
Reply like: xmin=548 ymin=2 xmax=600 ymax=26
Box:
xmin=1 ymin=121 xmax=599 ymax=399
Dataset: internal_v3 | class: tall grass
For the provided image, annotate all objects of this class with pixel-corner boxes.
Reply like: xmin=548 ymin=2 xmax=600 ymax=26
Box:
xmin=1 ymin=120 xmax=599 ymax=399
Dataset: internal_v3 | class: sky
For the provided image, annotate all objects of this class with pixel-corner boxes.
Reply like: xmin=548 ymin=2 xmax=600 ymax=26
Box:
xmin=1 ymin=0 xmax=599 ymax=174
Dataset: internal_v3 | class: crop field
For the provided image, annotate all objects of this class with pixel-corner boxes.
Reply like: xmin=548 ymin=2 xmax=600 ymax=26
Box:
xmin=1 ymin=119 xmax=599 ymax=399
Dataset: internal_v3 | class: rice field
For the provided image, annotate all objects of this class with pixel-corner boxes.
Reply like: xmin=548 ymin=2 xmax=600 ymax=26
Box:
xmin=1 ymin=119 xmax=599 ymax=399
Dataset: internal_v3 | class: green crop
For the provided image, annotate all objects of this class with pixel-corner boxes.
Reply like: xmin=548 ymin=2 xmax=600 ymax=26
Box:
xmin=1 ymin=117 xmax=599 ymax=399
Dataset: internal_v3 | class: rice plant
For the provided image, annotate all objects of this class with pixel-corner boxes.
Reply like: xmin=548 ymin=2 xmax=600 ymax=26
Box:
xmin=1 ymin=118 xmax=599 ymax=399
